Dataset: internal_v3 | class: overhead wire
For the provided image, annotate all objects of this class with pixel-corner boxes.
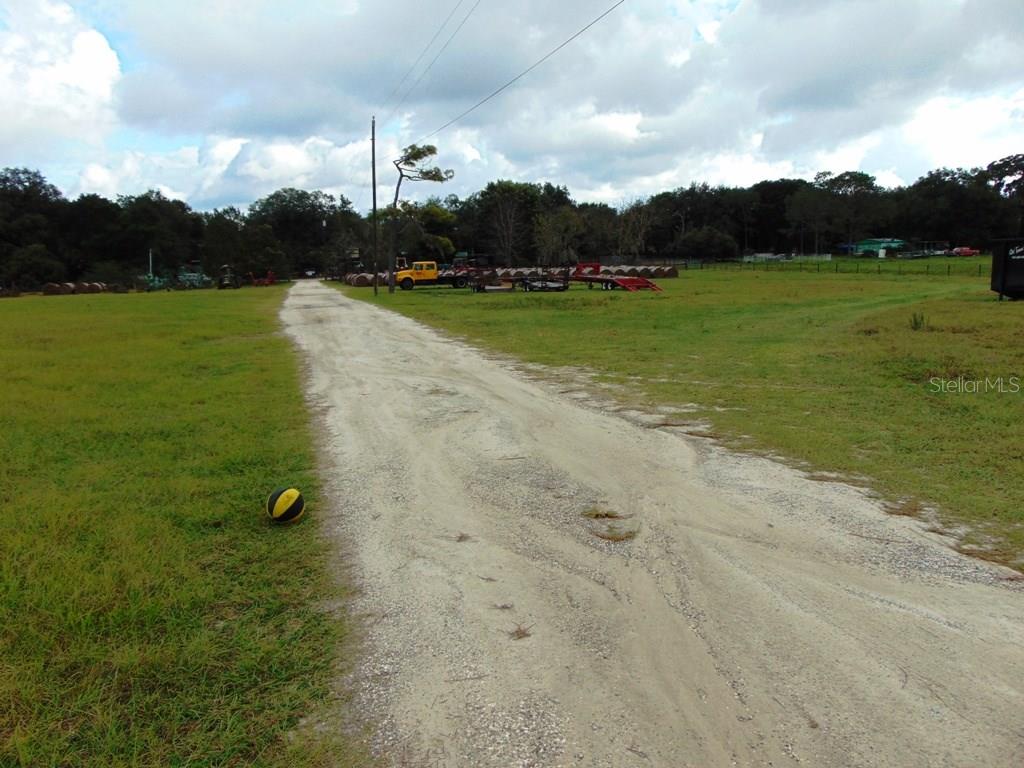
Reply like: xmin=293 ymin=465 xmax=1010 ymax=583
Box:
xmin=383 ymin=0 xmax=485 ymax=126
xmin=378 ymin=0 xmax=468 ymax=117
xmin=355 ymin=0 xmax=480 ymax=213
xmin=408 ymin=0 xmax=627 ymax=148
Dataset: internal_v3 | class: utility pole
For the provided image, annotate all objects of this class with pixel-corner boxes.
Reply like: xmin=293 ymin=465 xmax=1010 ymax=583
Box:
xmin=371 ymin=116 xmax=379 ymax=296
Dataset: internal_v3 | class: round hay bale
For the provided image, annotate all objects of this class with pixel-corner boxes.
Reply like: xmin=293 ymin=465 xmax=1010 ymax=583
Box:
xmin=625 ymin=267 xmax=640 ymax=277
xmin=663 ymin=266 xmax=679 ymax=278
xmin=42 ymin=282 xmax=63 ymax=295
xmin=87 ymin=282 xmax=102 ymax=293
xmin=62 ymin=283 xmax=75 ymax=294
xmin=637 ymin=266 xmax=653 ymax=277
xmin=74 ymin=282 xmax=89 ymax=294
xmin=353 ymin=273 xmax=371 ymax=287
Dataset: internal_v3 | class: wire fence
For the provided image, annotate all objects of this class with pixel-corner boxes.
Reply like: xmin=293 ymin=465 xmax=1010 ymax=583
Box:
xmin=674 ymin=260 xmax=990 ymax=278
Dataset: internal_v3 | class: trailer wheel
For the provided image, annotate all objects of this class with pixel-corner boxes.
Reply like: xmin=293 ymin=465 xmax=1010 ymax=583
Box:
xmin=400 ymin=277 xmax=414 ymax=291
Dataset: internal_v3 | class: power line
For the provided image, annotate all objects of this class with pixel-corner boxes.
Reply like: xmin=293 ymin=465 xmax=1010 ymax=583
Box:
xmin=410 ymin=0 xmax=627 ymax=146
xmin=383 ymin=0 xmax=485 ymax=125
xmin=378 ymin=0 xmax=467 ymax=116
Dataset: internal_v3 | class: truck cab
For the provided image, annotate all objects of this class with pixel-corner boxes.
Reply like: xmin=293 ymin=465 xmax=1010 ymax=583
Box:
xmin=395 ymin=261 xmax=439 ymax=290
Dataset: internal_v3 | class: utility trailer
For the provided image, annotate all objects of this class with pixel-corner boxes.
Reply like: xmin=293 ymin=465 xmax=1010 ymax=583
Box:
xmin=571 ymin=262 xmax=662 ymax=291
xmin=468 ymin=267 xmax=571 ymax=292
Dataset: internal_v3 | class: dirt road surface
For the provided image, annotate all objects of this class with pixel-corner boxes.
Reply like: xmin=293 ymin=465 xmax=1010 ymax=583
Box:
xmin=281 ymin=281 xmax=1024 ymax=768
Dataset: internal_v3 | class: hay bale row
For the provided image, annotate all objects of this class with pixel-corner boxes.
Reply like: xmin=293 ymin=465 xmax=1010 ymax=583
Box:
xmin=339 ymin=266 xmax=679 ymax=285
xmin=342 ymin=272 xmax=384 ymax=286
xmin=42 ymin=282 xmax=111 ymax=295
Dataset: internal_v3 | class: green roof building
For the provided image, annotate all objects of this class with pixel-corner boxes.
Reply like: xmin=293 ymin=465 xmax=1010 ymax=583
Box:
xmin=854 ymin=238 xmax=905 ymax=256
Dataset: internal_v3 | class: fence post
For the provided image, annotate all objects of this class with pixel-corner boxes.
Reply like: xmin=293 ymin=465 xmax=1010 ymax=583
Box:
xmin=835 ymin=263 xmax=839 ymax=273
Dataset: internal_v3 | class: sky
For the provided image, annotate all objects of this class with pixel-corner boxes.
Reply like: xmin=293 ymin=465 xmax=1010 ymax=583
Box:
xmin=1 ymin=0 xmax=1022 ymax=212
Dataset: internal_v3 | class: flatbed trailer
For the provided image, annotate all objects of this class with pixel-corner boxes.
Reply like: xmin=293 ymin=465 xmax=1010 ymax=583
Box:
xmin=571 ymin=263 xmax=662 ymax=291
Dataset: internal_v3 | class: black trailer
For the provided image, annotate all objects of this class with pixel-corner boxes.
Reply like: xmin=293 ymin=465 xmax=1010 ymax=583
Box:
xmin=991 ymin=238 xmax=1024 ymax=300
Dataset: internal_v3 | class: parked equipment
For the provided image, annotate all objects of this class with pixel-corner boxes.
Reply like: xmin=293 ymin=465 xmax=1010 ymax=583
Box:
xmin=218 ymin=264 xmax=241 ymax=289
xmin=571 ymin=263 xmax=662 ymax=291
xmin=176 ymin=261 xmax=213 ymax=289
xmin=396 ymin=260 xmax=472 ymax=290
xmin=250 ymin=270 xmax=277 ymax=287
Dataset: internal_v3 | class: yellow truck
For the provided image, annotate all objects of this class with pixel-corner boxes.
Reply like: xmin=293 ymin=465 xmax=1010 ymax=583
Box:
xmin=395 ymin=261 xmax=470 ymax=290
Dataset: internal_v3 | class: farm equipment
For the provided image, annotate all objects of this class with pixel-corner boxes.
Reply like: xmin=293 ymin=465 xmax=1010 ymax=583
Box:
xmin=175 ymin=262 xmax=213 ymax=289
xmin=139 ymin=273 xmax=172 ymax=291
xmin=249 ymin=270 xmax=277 ymax=286
xmin=217 ymin=264 xmax=241 ymax=289
xmin=571 ymin=263 xmax=662 ymax=291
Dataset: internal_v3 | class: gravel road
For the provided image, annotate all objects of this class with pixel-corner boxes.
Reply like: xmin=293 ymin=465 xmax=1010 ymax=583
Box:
xmin=281 ymin=280 xmax=1024 ymax=768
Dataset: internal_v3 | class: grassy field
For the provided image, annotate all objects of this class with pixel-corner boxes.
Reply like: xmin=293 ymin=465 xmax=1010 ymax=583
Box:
xmin=337 ymin=266 xmax=1023 ymax=566
xmin=0 ymin=289 xmax=366 ymax=766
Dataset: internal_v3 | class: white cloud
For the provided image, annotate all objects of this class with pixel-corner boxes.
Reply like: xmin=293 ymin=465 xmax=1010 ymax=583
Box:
xmin=697 ymin=21 xmax=720 ymax=43
xmin=901 ymin=89 xmax=1024 ymax=170
xmin=5 ymin=0 xmax=1024 ymax=209
xmin=813 ymin=135 xmax=883 ymax=176
xmin=0 ymin=1 xmax=120 ymax=159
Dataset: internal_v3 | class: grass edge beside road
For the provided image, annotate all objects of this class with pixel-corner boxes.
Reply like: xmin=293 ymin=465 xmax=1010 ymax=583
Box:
xmin=0 ymin=287 xmax=370 ymax=767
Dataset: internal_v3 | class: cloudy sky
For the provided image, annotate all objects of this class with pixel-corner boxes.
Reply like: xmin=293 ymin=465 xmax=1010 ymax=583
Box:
xmin=1 ymin=0 xmax=1022 ymax=211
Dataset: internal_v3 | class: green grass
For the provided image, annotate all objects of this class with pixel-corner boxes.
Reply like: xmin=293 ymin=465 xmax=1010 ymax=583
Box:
xmin=0 ymin=289 xmax=368 ymax=766
xmin=336 ymin=269 xmax=1023 ymax=565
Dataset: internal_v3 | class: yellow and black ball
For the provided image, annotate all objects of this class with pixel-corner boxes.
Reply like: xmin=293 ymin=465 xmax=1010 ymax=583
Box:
xmin=266 ymin=487 xmax=305 ymax=523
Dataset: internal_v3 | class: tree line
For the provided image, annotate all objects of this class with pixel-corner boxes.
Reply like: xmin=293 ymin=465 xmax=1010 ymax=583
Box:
xmin=1 ymin=154 xmax=1021 ymax=289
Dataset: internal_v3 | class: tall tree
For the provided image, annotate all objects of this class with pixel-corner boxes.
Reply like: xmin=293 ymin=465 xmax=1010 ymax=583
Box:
xmin=786 ymin=185 xmax=834 ymax=255
xmin=821 ymin=171 xmax=882 ymax=250
xmin=985 ymin=154 xmax=1024 ymax=235
xmin=534 ymin=206 xmax=582 ymax=266
xmin=617 ymin=199 xmax=652 ymax=260
xmin=387 ymin=144 xmax=453 ymax=290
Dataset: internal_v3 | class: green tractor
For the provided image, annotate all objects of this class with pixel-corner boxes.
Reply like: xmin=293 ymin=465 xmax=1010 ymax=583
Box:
xmin=176 ymin=262 xmax=213 ymax=289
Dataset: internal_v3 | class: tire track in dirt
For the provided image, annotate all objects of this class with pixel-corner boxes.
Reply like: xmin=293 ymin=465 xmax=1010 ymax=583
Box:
xmin=282 ymin=281 xmax=1024 ymax=768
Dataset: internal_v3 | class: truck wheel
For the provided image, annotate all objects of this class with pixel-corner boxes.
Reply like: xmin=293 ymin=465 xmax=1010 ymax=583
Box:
xmin=400 ymin=278 xmax=414 ymax=291
xmin=453 ymin=276 xmax=468 ymax=289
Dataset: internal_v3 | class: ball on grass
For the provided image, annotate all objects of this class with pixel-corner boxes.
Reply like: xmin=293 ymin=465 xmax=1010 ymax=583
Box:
xmin=266 ymin=487 xmax=305 ymax=523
